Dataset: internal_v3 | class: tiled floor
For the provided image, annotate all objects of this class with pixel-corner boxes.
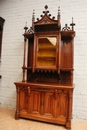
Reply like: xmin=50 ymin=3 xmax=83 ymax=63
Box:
xmin=0 ymin=108 xmax=87 ymax=130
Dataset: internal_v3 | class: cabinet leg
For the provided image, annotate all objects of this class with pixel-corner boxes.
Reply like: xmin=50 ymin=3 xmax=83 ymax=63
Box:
xmin=15 ymin=110 xmax=20 ymax=119
xmin=66 ymin=120 xmax=71 ymax=130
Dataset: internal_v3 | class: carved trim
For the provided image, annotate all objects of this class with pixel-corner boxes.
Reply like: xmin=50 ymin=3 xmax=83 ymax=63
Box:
xmin=35 ymin=5 xmax=58 ymax=25
xmin=27 ymin=27 xmax=34 ymax=34
xmin=62 ymin=24 xmax=71 ymax=31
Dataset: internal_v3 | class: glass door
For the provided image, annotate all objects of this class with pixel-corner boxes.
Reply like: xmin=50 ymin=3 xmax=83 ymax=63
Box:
xmin=36 ymin=36 xmax=57 ymax=67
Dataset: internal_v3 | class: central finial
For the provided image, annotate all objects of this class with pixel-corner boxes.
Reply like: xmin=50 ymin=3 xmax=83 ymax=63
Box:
xmin=43 ymin=5 xmax=49 ymax=14
xmin=45 ymin=5 xmax=48 ymax=10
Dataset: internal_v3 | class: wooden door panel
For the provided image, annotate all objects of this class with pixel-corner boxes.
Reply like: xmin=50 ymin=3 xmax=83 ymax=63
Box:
xmin=27 ymin=91 xmax=41 ymax=114
xmin=44 ymin=92 xmax=55 ymax=117
xmin=56 ymin=93 xmax=68 ymax=118
xmin=19 ymin=89 xmax=27 ymax=112
xmin=61 ymin=41 xmax=72 ymax=68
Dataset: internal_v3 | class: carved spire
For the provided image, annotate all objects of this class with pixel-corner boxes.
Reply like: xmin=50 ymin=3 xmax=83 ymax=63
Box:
xmin=70 ymin=17 xmax=75 ymax=31
xmin=62 ymin=24 xmax=70 ymax=31
xmin=43 ymin=5 xmax=49 ymax=14
xmin=24 ymin=22 xmax=28 ymax=33
xmin=57 ymin=6 xmax=60 ymax=19
xmin=32 ymin=10 xmax=35 ymax=28
xmin=57 ymin=6 xmax=61 ymax=29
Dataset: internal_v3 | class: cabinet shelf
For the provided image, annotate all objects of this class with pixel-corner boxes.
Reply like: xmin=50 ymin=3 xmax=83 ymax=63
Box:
xmin=37 ymin=57 xmax=56 ymax=66
xmin=37 ymin=56 xmax=56 ymax=59
xmin=35 ymin=66 xmax=57 ymax=70
xmin=38 ymin=46 xmax=56 ymax=50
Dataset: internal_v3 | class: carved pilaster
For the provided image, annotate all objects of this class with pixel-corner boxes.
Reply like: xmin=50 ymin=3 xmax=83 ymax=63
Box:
xmin=15 ymin=86 xmax=20 ymax=119
xmin=66 ymin=90 xmax=73 ymax=129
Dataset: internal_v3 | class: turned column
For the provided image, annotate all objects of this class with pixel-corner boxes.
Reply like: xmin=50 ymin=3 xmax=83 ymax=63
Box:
xmin=22 ymin=36 xmax=27 ymax=82
xmin=22 ymin=24 xmax=28 ymax=82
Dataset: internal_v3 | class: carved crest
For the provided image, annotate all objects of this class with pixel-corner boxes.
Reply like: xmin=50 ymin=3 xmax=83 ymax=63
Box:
xmin=34 ymin=5 xmax=60 ymax=25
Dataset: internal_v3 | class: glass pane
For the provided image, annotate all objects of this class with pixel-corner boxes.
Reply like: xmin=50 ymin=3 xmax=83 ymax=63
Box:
xmin=37 ymin=37 xmax=57 ymax=66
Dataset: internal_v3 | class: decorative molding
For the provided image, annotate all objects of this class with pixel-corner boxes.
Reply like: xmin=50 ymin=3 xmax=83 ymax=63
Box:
xmin=27 ymin=27 xmax=34 ymax=34
xmin=62 ymin=24 xmax=71 ymax=31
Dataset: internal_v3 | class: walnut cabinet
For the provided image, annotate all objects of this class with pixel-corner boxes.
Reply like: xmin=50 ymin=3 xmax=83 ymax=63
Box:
xmin=14 ymin=5 xmax=75 ymax=130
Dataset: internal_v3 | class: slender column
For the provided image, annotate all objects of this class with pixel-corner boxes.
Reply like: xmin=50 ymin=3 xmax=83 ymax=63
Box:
xmin=58 ymin=33 xmax=61 ymax=74
xmin=71 ymin=35 xmax=74 ymax=85
xmin=22 ymin=36 xmax=27 ymax=82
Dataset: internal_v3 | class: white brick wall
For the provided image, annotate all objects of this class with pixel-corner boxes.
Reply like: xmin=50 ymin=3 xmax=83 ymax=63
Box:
xmin=0 ymin=0 xmax=87 ymax=119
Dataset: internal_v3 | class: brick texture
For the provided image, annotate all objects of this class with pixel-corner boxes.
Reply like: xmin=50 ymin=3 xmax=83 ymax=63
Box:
xmin=0 ymin=0 xmax=87 ymax=119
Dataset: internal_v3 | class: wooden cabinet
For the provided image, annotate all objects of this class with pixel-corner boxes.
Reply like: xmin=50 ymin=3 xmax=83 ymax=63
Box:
xmin=14 ymin=5 xmax=75 ymax=130
xmin=15 ymin=82 xmax=73 ymax=128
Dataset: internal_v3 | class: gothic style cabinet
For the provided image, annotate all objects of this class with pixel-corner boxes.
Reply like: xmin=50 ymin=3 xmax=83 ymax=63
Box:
xmin=14 ymin=5 xmax=75 ymax=130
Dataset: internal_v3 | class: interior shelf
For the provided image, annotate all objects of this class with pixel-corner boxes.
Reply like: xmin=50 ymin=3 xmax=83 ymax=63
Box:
xmin=37 ymin=56 xmax=56 ymax=59
xmin=38 ymin=46 xmax=56 ymax=50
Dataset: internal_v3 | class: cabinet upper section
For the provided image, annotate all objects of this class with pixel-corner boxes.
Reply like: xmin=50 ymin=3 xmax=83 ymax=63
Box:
xmin=22 ymin=5 xmax=76 ymax=78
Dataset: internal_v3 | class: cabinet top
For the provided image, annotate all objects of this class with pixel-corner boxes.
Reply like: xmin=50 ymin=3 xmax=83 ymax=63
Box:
xmin=23 ymin=5 xmax=75 ymax=37
xmin=14 ymin=81 xmax=74 ymax=89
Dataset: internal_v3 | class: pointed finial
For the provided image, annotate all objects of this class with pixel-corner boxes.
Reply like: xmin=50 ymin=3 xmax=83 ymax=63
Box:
xmin=57 ymin=6 xmax=60 ymax=19
xmin=45 ymin=5 xmax=48 ymax=10
xmin=43 ymin=5 xmax=49 ymax=14
xmin=32 ymin=10 xmax=35 ymax=28
xmin=24 ymin=22 xmax=28 ymax=33
xmin=57 ymin=6 xmax=61 ymax=29
xmin=70 ymin=17 xmax=75 ymax=30
xmin=32 ymin=10 xmax=35 ymax=21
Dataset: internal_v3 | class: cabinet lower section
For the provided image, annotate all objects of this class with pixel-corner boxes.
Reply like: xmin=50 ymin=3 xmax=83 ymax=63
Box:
xmin=14 ymin=82 xmax=74 ymax=130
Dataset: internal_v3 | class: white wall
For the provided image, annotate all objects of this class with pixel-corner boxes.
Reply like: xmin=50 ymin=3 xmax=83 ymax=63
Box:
xmin=0 ymin=0 xmax=87 ymax=119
